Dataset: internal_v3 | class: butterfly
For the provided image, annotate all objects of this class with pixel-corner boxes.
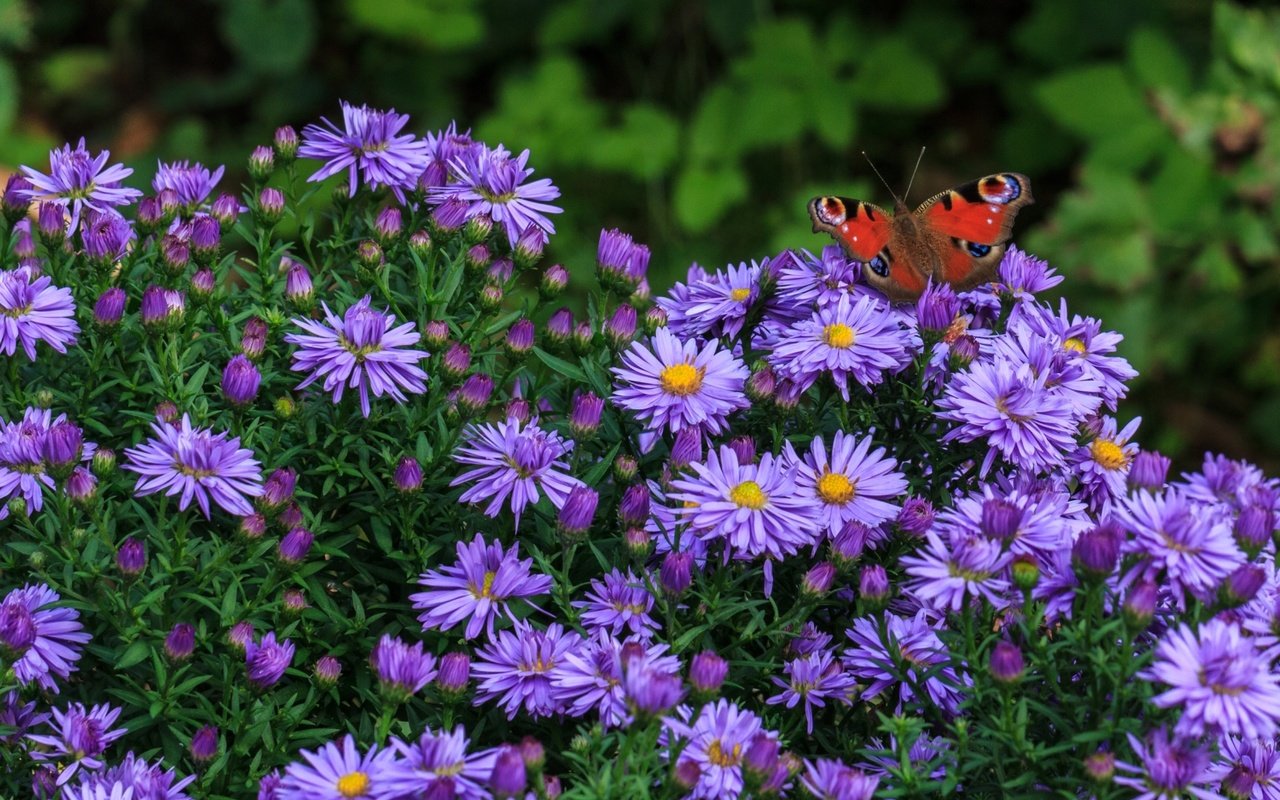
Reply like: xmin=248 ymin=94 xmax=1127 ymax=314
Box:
xmin=808 ymin=172 xmax=1034 ymax=303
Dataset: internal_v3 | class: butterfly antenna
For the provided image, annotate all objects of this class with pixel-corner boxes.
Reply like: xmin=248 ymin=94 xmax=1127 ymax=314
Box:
xmin=861 ymin=152 xmax=902 ymax=205
xmin=903 ymin=147 xmax=927 ymax=202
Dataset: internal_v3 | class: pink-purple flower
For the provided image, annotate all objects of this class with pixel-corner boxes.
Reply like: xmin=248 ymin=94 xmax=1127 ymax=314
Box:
xmin=300 ymin=101 xmax=430 ymax=200
xmin=0 ymin=583 xmax=91 ymax=692
xmin=472 ymin=621 xmax=584 ymax=719
xmin=0 ymin=270 xmax=79 ymax=360
xmin=123 ymin=414 xmax=264 ymax=517
xmin=428 ymin=143 xmax=562 ymax=246
xmin=450 ymin=418 xmax=583 ymax=525
xmin=19 ymin=138 xmax=142 ymax=233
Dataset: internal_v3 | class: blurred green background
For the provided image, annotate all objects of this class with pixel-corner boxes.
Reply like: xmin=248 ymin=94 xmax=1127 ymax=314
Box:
xmin=3 ymin=0 xmax=1278 ymax=471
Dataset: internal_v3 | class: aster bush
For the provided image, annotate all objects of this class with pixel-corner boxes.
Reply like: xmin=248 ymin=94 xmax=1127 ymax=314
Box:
xmin=2 ymin=99 xmax=1280 ymax=800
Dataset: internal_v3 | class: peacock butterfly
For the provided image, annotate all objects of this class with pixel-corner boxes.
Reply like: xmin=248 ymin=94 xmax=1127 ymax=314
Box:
xmin=808 ymin=172 xmax=1034 ymax=303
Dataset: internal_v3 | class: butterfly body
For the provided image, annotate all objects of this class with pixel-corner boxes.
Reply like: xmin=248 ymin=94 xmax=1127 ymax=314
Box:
xmin=809 ymin=173 xmax=1034 ymax=302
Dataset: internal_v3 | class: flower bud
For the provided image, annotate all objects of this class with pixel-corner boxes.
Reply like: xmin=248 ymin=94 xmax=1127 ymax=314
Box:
xmin=479 ymin=284 xmax=503 ymax=310
xmin=948 ymin=334 xmax=980 ymax=369
xmin=355 ymin=239 xmax=383 ymax=270
xmin=1128 ymin=451 xmax=1171 ymax=492
xmin=408 ymin=229 xmax=432 ymax=258
xmin=604 ymin=304 xmax=637 ymax=349
xmin=743 ymin=733 xmax=780 ymax=780
xmin=375 ymin=206 xmax=403 ymax=244
xmin=313 ymin=655 xmax=342 ymax=687
xmin=116 ymin=537 xmax=146 ymax=577
xmin=1123 ymin=581 xmax=1158 ymax=629
xmin=190 ymin=725 xmax=219 ymax=762
xmin=259 ymin=469 xmax=297 ymax=512
xmin=728 ymin=436 xmax=755 ymax=465
xmin=282 ymin=589 xmax=308 ymax=615
xmin=1234 ymin=505 xmax=1274 ymax=557
xmin=436 ymin=651 xmax=471 ymax=697
xmin=422 ymin=320 xmax=449 ymax=349
xmin=239 ymin=513 xmax=267 ymax=540
xmin=669 ymin=428 xmax=702 ymax=472
xmin=284 ymin=258 xmax=314 ymax=310
xmin=688 ymin=651 xmax=728 ymax=695
xmin=211 ymin=193 xmax=241 ymax=228
xmin=227 ymin=621 xmax=254 ymax=653
xmin=989 ymin=640 xmax=1025 ymax=684
xmin=164 ymin=623 xmax=196 ymax=662
xmin=545 ymin=308 xmax=573 ymax=349
xmin=394 ymin=458 xmax=423 ymax=493
xmin=504 ymin=319 xmax=535 ymax=358
xmin=1083 ymin=751 xmax=1115 ymax=784
xmin=897 ymin=497 xmax=935 ymax=536
xmin=155 ymin=401 xmax=180 ymax=423
xmin=1011 ymin=553 xmax=1040 ymax=591
xmin=441 ymin=344 xmax=471 ymax=381
xmin=278 ymin=527 xmax=314 ymax=565
xmin=570 ymin=393 xmax=604 ymax=440
xmin=1 ymin=174 xmax=32 ymax=222
xmin=612 ymin=454 xmax=639 ymax=483
xmin=274 ymin=395 xmax=297 ymax=419
xmin=273 ymin=125 xmax=299 ymax=161
xmin=37 ymin=202 xmax=67 ymax=245
xmin=487 ymin=258 xmax=514 ymax=284
xmin=1072 ymin=524 xmax=1121 ymax=581
xmin=222 ymin=355 xmax=261 ymax=407
xmin=624 ymin=526 xmax=652 ymax=558
xmin=1222 ymin=564 xmax=1266 ymax=607
xmin=429 ymin=200 xmax=468 ymax=238
xmin=557 ymin=486 xmax=599 ymax=543
xmin=514 ymin=225 xmax=546 ymax=269
xmin=801 ymin=562 xmax=836 ymax=597
xmin=505 ymin=398 xmax=531 ymax=424
xmin=248 ymin=145 xmax=275 ymax=182
xmin=141 ymin=286 xmax=185 ymax=331
xmin=618 ymin=484 xmax=650 ymax=526
xmin=462 ymin=212 xmax=492 ymax=244
xmin=571 ymin=321 xmax=595 ymax=354
xmin=66 ymin=467 xmax=97 ymax=505
xmin=458 ymin=374 xmax=494 ymax=415
xmin=858 ymin=565 xmax=890 ymax=606
xmin=660 ymin=551 xmax=694 ymax=596
xmin=519 ymin=737 xmax=545 ymax=771
xmin=91 ymin=447 xmax=116 ymax=477
xmin=489 ymin=745 xmax=527 ymax=800
xmin=190 ymin=215 xmax=222 ymax=263
xmin=241 ymin=317 xmax=268 ymax=360
xmin=160 ymin=234 xmax=190 ymax=275
xmin=540 ymin=264 xmax=568 ymax=298
xmin=189 ymin=268 xmax=216 ymax=302
xmin=256 ymin=187 xmax=285 ymax=224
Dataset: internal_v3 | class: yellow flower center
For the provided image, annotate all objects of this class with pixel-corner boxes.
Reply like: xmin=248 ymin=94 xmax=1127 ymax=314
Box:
xmin=473 ymin=570 xmax=497 ymax=599
xmin=994 ymin=397 xmax=1029 ymax=423
xmin=822 ymin=323 xmax=855 ymax=349
xmin=1090 ymin=439 xmax=1128 ymax=471
xmin=337 ymin=334 xmax=383 ymax=361
xmin=816 ymin=471 xmax=856 ymax=505
xmin=706 ymin=739 xmax=742 ymax=767
xmin=1063 ymin=337 xmax=1087 ymax=354
xmin=1 ymin=304 xmax=33 ymax=319
xmin=435 ymin=761 xmax=466 ymax=777
xmin=730 ymin=288 xmax=751 ymax=302
xmin=336 ymin=771 xmax=370 ymax=797
xmin=660 ymin=363 xmax=703 ymax=396
xmin=730 ymin=480 xmax=767 ymax=510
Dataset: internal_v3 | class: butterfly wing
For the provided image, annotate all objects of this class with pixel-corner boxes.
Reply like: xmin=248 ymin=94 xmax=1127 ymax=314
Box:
xmin=914 ymin=173 xmax=1034 ymax=290
xmin=810 ymin=195 xmax=931 ymax=302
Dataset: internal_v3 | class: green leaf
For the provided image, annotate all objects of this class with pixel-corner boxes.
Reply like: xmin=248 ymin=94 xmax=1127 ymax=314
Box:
xmin=589 ymin=104 xmax=680 ymax=180
xmin=1036 ymin=64 xmax=1151 ymax=139
xmin=853 ymin=37 xmax=945 ymax=110
xmin=345 ymin=0 xmax=484 ymax=48
xmin=117 ymin=640 xmax=151 ymax=670
xmin=531 ymin=348 xmax=587 ymax=382
xmin=1128 ymin=28 xmax=1192 ymax=94
xmin=222 ymin=0 xmax=316 ymax=75
xmin=673 ymin=163 xmax=748 ymax=233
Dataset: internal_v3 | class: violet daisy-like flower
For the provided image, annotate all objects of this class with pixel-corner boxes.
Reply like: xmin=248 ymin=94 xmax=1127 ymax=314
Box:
xmin=27 ymin=702 xmax=127 ymax=786
xmin=410 ymin=533 xmax=552 ymax=640
xmin=285 ymin=296 xmax=428 ymax=418
xmin=775 ymin=245 xmax=862 ymax=312
xmin=770 ymin=294 xmax=913 ymax=401
xmin=901 ymin=532 xmax=1012 ymax=612
xmin=19 ymin=138 xmax=142 ymax=233
xmin=1211 ymin=737 xmax=1280 ymax=800
xmin=153 ymin=160 xmax=225 ymax=210
xmin=1142 ymin=618 xmax=1280 ymax=740
xmin=73 ymin=752 xmax=196 ymax=800
xmin=1018 ymin=299 xmax=1137 ymax=410
xmin=844 ymin=612 xmax=965 ymax=714
xmin=1070 ymin=416 xmax=1141 ymax=513
xmin=1 ymin=690 xmax=48 ymax=744
xmin=934 ymin=478 xmax=1086 ymax=560
xmin=370 ymin=634 xmax=438 ymax=701
xmin=936 ymin=355 xmax=1078 ymax=476
xmin=245 ymin=631 xmax=295 ymax=689
xmin=766 ymin=649 xmax=856 ymax=734
xmin=572 ymin=569 xmax=659 ymax=639
xmin=0 ymin=408 xmax=92 ymax=519
xmin=449 ymin=417 xmax=584 ymax=524
xmin=551 ymin=633 xmax=680 ymax=727
xmin=0 ymin=583 xmax=90 ymax=692
xmin=658 ymin=261 xmax=762 ymax=340
xmin=123 ymin=414 xmax=264 ymax=517
xmin=279 ymin=734 xmax=398 ymax=800
xmin=997 ymin=246 xmax=1063 ymax=299
xmin=663 ymin=700 xmax=775 ymax=800
xmin=299 ymin=101 xmax=430 ymax=200
xmin=428 ymin=143 xmax=562 ymax=246
xmin=1118 ymin=488 xmax=1244 ymax=608
xmin=383 ymin=726 xmax=497 ymax=800
xmin=0 ymin=270 xmax=79 ymax=360
xmin=1114 ymin=727 xmax=1224 ymax=800
xmin=472 ymin=621 xmax=584 ymax=719
xmin=611 ymin=327 xmax=749 ymax=436
xmin=671 ymin=446 xmax=823 ymax=566
xmin=801 ymin=759 xmax=880 ymax=800
xmin=787 ymin=431 xmax=907 ymax=535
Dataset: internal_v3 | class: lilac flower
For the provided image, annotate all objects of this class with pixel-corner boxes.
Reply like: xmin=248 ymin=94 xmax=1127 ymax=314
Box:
xmin=787 ymin=431 xmax=907 ymax=535
xmin=671 ymin=446 xmax=823 ymax=567
xmin=123 ymin=414 xmax=264 ymax=517
xmin=428 ymin=143 xmax=562 ymax=246
xmin=612 ymin=327 xmax=749 ymax=435
xmin=664 ymin=700 xmax=774 ymax=800
xmin=419 ymin=121 xmax=480 ymax=188
xmin=573 ymin=569 xmax=659 ymax=639
xmin=934 ymin=479 xmax=1085 ymax=560
xmin=844 ymin=612 xmax=965 ymax=714
xmin=245 ymin=631 xmax=295 ymax=689
xmin=770 ymin=294 xmax=913 ymax=400
xmin=551 ymin=633 xmax=680 ymax=727
xmin=658 ymin=261 xmax=761 ymax=340
xmin=153 ymin=160 xmax=225 ymax=209
xmin=410 ymin=534 xmax=553 ymax=640
xmin=371 ymin=634 xmax=438 ymax=701
xmin=19 ymin=138 xmax=142 ymax=233
xmin=801 ymin=759 xmax=880 ymax=800
xmin=285 ymin=296 xmax=428 ymax=418
xmin=473 ymin=621 xmax=584 ymax=719
xmin=1 ymin=690 xmax=48 ymax=744
xmin=450 ymin=417 xmax=584 ymax=524
xmin=1142 ymin=618 xmax=1280 ymax=740
xmin=1019 ymin=300 xmax=1137 ymax=409
xmin=299 ymin=101 xmax=430 ymax=200
xmin=383 ymin=727 xmax=497 ymax=800
xmin=73 ymin=752 xmax=196 ymax=800
xmin=1212 ymin=737 xmax=1280 ymax=800
xmin=27 ymin=702 xmax=127 ymax=786
xmin=0 ymin=409 xmax=92 ymax=518
xmin=997 ymin=246 xmax=1063 ymax=298
xmin=0 ymin=270 xmax=79 ymax=360
xmin=80 ymin=209 xmax=134 ymax=263
xmin=0 ymin=583 xmax=91 ymax=692
xmin=766 ymin=650 xmax=856 ymax=733
xmin=901 ymin=532 xmax=1012 ymax=612
xmin=1114 ymin=728 xmax=1223 ymax=800
xmin=1070 ymin=416 xmax=1141 ymax=512
xmin=775 ymin=245 xmax=862 ymax=311
xmin=279 ymin=734 xmax=398 ymax=800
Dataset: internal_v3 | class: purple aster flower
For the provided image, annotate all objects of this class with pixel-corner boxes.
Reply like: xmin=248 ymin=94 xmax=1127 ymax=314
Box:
xmin=658 ymin=261 xmax=765 ymax=341
xmin=370 ymin=634 xmax=438 ymax=701
xmin=75 ymin=751 xmax=197 ymax=799
xmin=1 ymin=690 xmax=48 ymax=744
xmin=664 ymin=700 xmax=775 ymax=800
xmin=1118 ymin=488 xmax=1244 ymax=608
xmin=472 ymin=621 xmax=584 ymax=719
xmin=801 ymin=759 xmax=880 ymax=800
xmin=1070 ymin=416 xmax=1142 ymax=513
xmin=770 ymin=294 xmax=913 ymax=400
xmin=285 ymin=296 xmax=428 ymax=418
xmin=935 ymin=479 xmax=1086 ymax=560
xmin=383 ymin=727 xmax=497 ymax=800
xmin=1184 ymin=453 xmax=1271 ymax=511
xmin=612 ymin=327 xmax=749 ymax=435
xmin=27 ymin=702 xmax=126 ymax=786
xmin=1115 ymin=727 xmax=1224 ymax=800
xmin=551 ymin=633 xmax=680 ymax=727
xmin=0 ymin=583 xmax=91 ymax=692
xmin=449 ymin=417 xmax=584 ymax=525
xmin=245 ymin=631 xmax=294 ymax=689
xmin=573 ymin=569 xmax=659 ymax=639
xmin=775 ymin=245 xmax=863 ymax=312
xmin=80 ymin=208 xmax=134 ymax=264
xmin=429 ymin=144 xmax=562 ymax=247
xmin=0 ymin=270 xmax=79 ymax=360
xmin=787 ymin=431 xmax=907 ymax=535
xmin=766 ymin=649 xmax=856 ymax=733
xmin=1142 ymin=618 xmax=1280 ymax=740
xmin=1018 ymin=299 xmax=1137 ymax=409
xmin=936 ymin=355 xmax=1078 ymax=476
xmin=279 ymin=734 xmax=398 ymax=800
xmin=844 ymin=612 xmax=966 ymax=714
xmin=997 ymin=245 xmax=1063 ymax=299
xmin=671 ymin=446 xmax=823 ymax=567
xmin=152 ymin=160 xmax=225 ymax=210
xmin=299 ymin=101 xmax=430 ymax=200
xmin=19 ymin=138 xmax=142 ymax=233
xmin=902 ymin=532 xmax=1012 ymax=612
xmin=411 ymin=533 xmax=553 ymax=640
xmin=1212 ymin=737 xmax=1280 ymax=800
xmin=123 ymin=414 xmax=264 ymax=517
